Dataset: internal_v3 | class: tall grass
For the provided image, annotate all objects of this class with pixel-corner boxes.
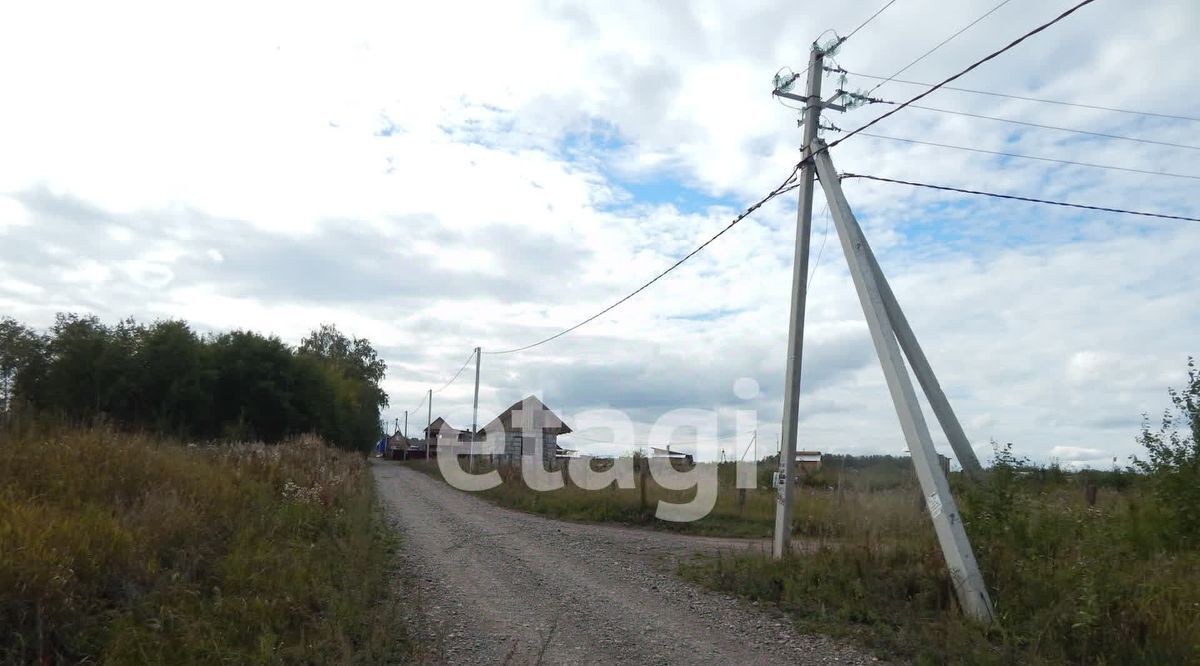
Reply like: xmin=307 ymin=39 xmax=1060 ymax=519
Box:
xmin=0 ymin=419 xmax=404 ymax=664
xmin=410 ymin=454 xmax=1200 ymax=663
xmin=681 ymin=468 xmax=1200 ymax=664
xmin=408 ymin=457 xmax=793 ymax=538
xmin=409 ymin=456 xmax=928 ymax=541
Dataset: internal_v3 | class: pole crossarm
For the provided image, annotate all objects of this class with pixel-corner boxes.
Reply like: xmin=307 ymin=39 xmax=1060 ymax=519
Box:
xmin=811 ymin=139 xmax=995 ymax=623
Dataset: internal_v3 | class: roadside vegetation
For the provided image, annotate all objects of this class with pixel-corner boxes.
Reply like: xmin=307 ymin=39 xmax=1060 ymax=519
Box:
xmin=681 ymin=359 xmax=1200 ymax=664
xmin=409 ymin=358 xmax=1200 ymax=664
xmin=407 ymin=456 xmax=786 ymax=538
xmin=0 ymin=419 xmax=406 ymax=664
xmin=0 ymin=316 xmax=388 ymax=452
xmin=0 ymin=315 xmax=405 ymax=663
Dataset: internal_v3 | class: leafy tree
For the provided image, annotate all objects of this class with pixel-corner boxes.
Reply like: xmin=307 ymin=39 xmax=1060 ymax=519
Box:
xmin=0 ymin=318 xmax=42 ymax=413
xmin=6 ymin=314 xmax=389 ymax=452
xmin=299 ymin=323 xmax=387 ymax=386
xmin=209 ymin=331 xmax=301 ymax=444
xmin=40 ymin=314 xmax=119 ymax=420
xmin=132 ymin=320 xmax=214 ymax=436
xmin=298 ymin=323 xmax=389 ymax=450
xmin=1132 ymin=357 xmax=1200 ymax=544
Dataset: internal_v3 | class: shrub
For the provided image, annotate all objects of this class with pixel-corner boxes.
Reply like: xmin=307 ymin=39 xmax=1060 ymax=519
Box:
xmin=1131 ymin=357 xmax=1200 ymax=544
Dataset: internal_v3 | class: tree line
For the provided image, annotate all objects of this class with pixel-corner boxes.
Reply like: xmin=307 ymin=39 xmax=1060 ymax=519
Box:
xmin=0 ymin=315 xmax=388 ymax=452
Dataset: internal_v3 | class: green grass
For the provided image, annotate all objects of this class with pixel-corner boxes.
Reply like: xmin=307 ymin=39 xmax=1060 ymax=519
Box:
xmin=408 ymin=455 xmax=936 ymax=541
xmin=409 ymin=455 xmax=1200 ymax=664
xmin=679 ymin=476 xmax=1200 ymax=665
xmin=406 ymin=457 xmax=789 ymax=538
xmin=0 ymin=420 xmax=409 ymax=664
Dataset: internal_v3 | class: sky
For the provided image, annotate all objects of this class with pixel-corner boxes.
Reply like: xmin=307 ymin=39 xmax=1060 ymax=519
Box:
xmin=1 ymin=0 xmax=1197 ymax=467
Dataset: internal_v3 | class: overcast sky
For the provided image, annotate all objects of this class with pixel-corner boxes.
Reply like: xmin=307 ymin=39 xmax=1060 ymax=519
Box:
xmin=2 ymin=0 xmax=1197 ymax=466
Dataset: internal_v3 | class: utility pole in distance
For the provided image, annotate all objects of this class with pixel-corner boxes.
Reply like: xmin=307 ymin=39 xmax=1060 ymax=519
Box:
xmin=471 ymin=347 xmax=481 ymax=471
xmin=426 ymin=388 xmax=432 ymax=458
xmin=772 ymin=43 xmax=825 ymax=559
xmin=404 ymin=410 xmax=408 ymax=440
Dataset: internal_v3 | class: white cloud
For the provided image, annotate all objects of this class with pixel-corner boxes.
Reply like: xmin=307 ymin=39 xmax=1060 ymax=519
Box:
xmin=0 ymin=0 xmax=1197 ymax=464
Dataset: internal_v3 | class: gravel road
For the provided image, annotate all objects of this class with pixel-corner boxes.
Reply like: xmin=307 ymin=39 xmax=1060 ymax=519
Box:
xmin=373 ymin=462 xmax=883 ymax=665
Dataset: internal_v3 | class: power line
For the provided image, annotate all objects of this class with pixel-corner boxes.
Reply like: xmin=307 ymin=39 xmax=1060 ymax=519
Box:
xmin=844 ymin=0 xmax=901 ymax=42
xmin=482 ymin=165 xmax=803 ymax=355
xmin=850 ymin=97 xmax=1200 ymax=151
xmin=865 ymin=0 xmax=1014 ymax=95
xmin=403 ymin=349 xmax=476 ymax=415
xmin=840 ymin=70 xmax=1200 ymax=124
xmin=807 ymin=201 xmax=831 ymax=288
xmin=840 ymin=172 xmax=1200 ymax=223
xmin=825 ymin=0 xmax=1099 ymax=153
xmin=419 ymin=3 xmax=1101 ymax=366
xmin=433 ymin=350 xmax=477 ymax=393
xmin=850 ymin=130 xmax=1200 ymax=181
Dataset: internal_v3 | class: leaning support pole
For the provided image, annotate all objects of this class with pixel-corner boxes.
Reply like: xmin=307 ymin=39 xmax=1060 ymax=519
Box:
xmin=812 ymin=141 xmax=995 ymax=623
xmin=865 ymin=248 xmax=985 ymax=479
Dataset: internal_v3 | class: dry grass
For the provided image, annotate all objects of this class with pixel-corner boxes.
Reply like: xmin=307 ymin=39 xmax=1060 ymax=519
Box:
xmin=682 ymin=479 xmax=1200 ymax=664
xmin=406 ymin=457 xmax=924 ymax=543
xmin=407 ymin=455 xmax=1200 ymax=664
xmin=0 ymin=419 xmax=407 ymax=664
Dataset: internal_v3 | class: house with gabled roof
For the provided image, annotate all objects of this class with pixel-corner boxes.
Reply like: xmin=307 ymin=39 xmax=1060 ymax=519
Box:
xmin=478 ymin=395 xmax=572 ymax=468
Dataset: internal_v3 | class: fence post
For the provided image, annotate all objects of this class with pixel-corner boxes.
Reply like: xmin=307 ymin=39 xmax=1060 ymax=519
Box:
xmin=639 ymin=460 xmax=649 ymax=513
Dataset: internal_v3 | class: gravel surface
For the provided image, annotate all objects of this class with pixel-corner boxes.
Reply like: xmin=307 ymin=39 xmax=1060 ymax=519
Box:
xmin=373 ymin=461 xmax=885 ymax=665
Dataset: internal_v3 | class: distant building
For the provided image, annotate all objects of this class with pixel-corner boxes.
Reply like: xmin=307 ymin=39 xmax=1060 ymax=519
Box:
xmin=385 ymin=432 xmax=424 ymax=460
xmin=796 ymin=450 xmax=822 ymax=476
xmin=478 ymin=395 xmax=573 ymax=468
xmin=650 ymin=445 xmax=694 ymax=466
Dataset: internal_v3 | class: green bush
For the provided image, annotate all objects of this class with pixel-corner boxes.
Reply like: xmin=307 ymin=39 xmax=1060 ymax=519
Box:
xmin=1131 ymin=357 xmax=1200 ymax=544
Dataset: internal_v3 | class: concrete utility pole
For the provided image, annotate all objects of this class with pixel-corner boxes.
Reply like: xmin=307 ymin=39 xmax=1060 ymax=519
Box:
xmin=471 ymin=347 xmax=481 ymax=438
xmin=772 ymin=44 xmax=824 ymax=559
xmin=471 ymin=347 xmax=481 ymax=471
xmin=403 ymin=410 xmax=408 ymax=440
xmin=811 ymin=141 xmax=995 ymax=623
xmin=426 ymin=388 xmax=432 ymax=457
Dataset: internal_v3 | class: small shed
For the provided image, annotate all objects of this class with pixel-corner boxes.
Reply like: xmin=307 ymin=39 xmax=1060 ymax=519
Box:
xmin=796 ymin=451 xmax=822 ymax=476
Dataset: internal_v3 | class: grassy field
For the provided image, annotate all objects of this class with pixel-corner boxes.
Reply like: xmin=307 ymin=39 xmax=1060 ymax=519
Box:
xmin=682 ymin=465 xmax=1200 ymax=664
xmin=0 ymin=419 xmax=409 ymax=664
xmin=410 ymin=452 xmax=1200 ymax=664
xmin=406 ymin=456 xmax=789 ymax=538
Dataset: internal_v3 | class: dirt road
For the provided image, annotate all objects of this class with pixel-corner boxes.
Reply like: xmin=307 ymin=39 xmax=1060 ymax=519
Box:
xmin=373 ymin=462 xmax=881 ymax=665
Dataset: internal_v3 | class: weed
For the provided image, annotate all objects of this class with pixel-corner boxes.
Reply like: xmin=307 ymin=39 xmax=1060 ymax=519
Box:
xmin=0 ymin=421 xmax=405 ymax=664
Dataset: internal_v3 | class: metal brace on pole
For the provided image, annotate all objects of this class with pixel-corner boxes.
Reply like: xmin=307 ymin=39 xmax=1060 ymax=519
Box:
xmin=811 ymin=140 xmax=995 ymax=623
xmin=773 ymin=44 xmax=824 ymax=559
